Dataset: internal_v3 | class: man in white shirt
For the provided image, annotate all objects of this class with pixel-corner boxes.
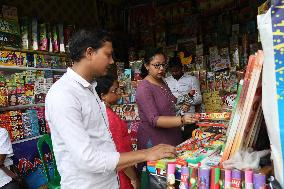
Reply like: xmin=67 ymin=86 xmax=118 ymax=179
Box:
xmin=165 ymin=55 xmax=202 ymax=139
xmin=45 ymin=29 xmax=176 ymax=189
xmin=165 ymin=56 xmax=202 ymax=113
xmin=0 ymin=128 xmax=20 ymax=189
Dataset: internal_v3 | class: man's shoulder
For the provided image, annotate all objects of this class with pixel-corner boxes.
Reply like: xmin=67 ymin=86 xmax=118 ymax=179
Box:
xmin=164 ymin=75 xmax=174 ymax=83
xmin=182 ymin=73 xmax=197 ymax=80
xmin=46 ymin=76 xmax=78 ymax=102
xmin=165 ymin=75 xmax=173 ymax=80
xmin=0 ymin=128 xmax=9 ymax=138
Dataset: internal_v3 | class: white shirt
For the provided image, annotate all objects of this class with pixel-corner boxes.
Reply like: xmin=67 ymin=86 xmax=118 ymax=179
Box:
xmin=45 ymin=68 xmax=120 ymax=189
xmin=164 ymin=74 xmax=202 ymax=113
xmin=0 ymin=128 xmax=13 ymax=187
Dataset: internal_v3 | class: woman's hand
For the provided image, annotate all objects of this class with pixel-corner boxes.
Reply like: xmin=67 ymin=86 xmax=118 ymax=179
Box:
xmin=131 ymin=179 xmax=140 ymax=189
xmin=182 ymin=113 xmax=198 ymax=124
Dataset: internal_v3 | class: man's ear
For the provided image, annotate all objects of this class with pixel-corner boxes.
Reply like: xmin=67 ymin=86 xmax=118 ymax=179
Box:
xmin=85 ymin=47 xmax=95 ymax=60
xmin=101 ymin=93 xmax=107 ymax=101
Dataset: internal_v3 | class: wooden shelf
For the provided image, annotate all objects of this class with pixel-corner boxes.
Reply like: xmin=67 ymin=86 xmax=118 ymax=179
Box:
xmin=0 ymin=103 xmax=45 ymax=111
xmin=12 ymin=135 xmax=43 ymax=145
xmin=0 ymin=65 xmax=67 ymax=72
xmin=0 ymin=47 xmax=68 ymax=57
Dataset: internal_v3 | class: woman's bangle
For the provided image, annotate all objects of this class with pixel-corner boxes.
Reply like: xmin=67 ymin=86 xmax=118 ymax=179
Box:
xmin=180 ymin=115 xmax=184 ymax=126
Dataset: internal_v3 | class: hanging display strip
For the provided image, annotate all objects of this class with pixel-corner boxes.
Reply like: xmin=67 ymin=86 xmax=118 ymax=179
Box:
xmin=258 ymin=5 xmax=284 ymax=187
xmin=271 ymin=0 xmax=284 ymax=186
xmin=221 ymin=51 xmax=264 ymax=161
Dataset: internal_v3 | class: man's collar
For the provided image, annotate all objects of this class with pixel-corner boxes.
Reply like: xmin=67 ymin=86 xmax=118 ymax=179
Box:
xmin=170 ymin=73 xmax=185 ymax=81
xmin=66 ymin=67 xmax=92 ymax=88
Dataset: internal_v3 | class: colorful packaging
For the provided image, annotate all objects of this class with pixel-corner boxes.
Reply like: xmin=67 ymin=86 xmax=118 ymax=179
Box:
xmin=58 ymin=24 xmax=65 ymax=52
xmin=39 ymin=23 xmax=48 ymax=51
xmin=64 ymin=25 xmax=75 ymax=51
xmin=253 ymin=173 xmax=266 ymax=189
xmin=211 ymin=167 xmax=221 ymax=189
xmin=225 ymin=169 xmax=232 ymax=189
xmin=180 ymin=166 xmax=189 ymax=189
xmin=2 ymin=5 xmax=18 ymax=21
xmin=0 ymin=51 xmax=17 ymax=66
xmin=206 ymin=72 xmax=215 ymax=92
xmin=200 ymin=70 xmax=207 ymax=93
xmin=219 ymin=169 xmax=225 ymax=189
xmin=231 ymin=169 xmax=242 ymax=189
xmin=0 ymin=87 xmax=8 ymax=107
xmin=167 ymin=162 xmax=176 ymax=189
xmin=26 ymin=53 xmax=35 ymax=67
xmin=31 ymin=18 xmax=38 ymax=50
xmin=245 ymin=170 xmax=253 ymax=189
xmin=52 ymin=25 xmax=59 ymax=52
xmin=189 ymin=167 xmax=198 ymax=189
xmin=198 ymin=167 xmax=210 ymax=189
xmin=215 ymin=72 xmax=223 ymax=91
xmin=20 ymin=17 xmax=30 ymax=50
xmin=0 ymin=18 xmax=21 ymax=48
xmin=47 ymin=24 xmax=53 ymax=52
xmin=17 ymin=52 xmax=27 ymax=67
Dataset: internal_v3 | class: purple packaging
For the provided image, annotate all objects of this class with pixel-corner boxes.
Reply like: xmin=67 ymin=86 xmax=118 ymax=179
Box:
xmin=198 ymin=167 xmax=210 ymax=189
xmin=253 ymin=173 xmax=266 ymax=189
xmin=180 ymin=166 xmax=189 ymax=189
xmin=231 ymin=169 xmax=241 ymax=189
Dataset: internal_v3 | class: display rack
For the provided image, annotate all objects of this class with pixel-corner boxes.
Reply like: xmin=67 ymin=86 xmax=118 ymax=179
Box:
xmin=0 ymin=47 xmax=68 ymax=57
xmin=0 ymin=66 xmax=67 ymax=72
xmin=12 ymin=135 xmax=44 ymax=145
xmin=0 ymin=48 xmax=67 ymax=145
xmin=0 ymin=103 xmax=45 ymax=111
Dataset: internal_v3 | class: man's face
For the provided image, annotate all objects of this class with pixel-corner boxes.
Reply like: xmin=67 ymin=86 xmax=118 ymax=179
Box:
xmin=89 ymin=41 xmax=114 ymax=77
xmin=170 ymin=66 xmax=183 ymax=80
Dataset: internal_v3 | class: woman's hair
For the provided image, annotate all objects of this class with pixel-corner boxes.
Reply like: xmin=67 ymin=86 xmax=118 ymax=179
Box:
xmin=95 ymin=75 xmax=116 ymax=99
xmin=140 ymin=48 xmax=166 ymax=79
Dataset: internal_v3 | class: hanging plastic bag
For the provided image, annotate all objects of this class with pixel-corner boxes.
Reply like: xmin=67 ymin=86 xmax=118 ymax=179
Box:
xmin=222 ymin=148 xmax=270 ymax=170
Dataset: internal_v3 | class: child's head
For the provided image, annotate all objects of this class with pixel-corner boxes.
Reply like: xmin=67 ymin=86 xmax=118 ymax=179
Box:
xmin=95 ymin=75 xmax=121 ymax=106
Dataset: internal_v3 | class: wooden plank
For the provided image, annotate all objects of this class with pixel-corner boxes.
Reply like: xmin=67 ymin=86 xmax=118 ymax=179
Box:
xmin=221 ymin=55 xmax=256 ymax=161
xmin=230 ymin=51 xmax=264 ymax=156
xmin=244 ymin=104 xmax=262 ymax=148
xmin=241 ymin=79 xmax=262 ymax=149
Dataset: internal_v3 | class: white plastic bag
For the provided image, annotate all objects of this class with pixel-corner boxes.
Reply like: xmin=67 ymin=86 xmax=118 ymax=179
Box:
xmin=222 ymin=148 xmax=270 ymax=170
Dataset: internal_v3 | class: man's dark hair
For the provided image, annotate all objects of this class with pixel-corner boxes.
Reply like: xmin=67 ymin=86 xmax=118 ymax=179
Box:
xmin=69 ymin=29 xmax=112 ymax=62
xmin=168 ymin=52 xmax=183 ymax=68
xmin=95 ymin=75 xmax=116 ymax=99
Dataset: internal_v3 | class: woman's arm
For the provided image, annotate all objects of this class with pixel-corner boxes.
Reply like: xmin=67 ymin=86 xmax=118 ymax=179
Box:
xmin=156 ymin=116 xmax=183 ymax=128
xmin=124 ymin=166 xmax=139 ymax=188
